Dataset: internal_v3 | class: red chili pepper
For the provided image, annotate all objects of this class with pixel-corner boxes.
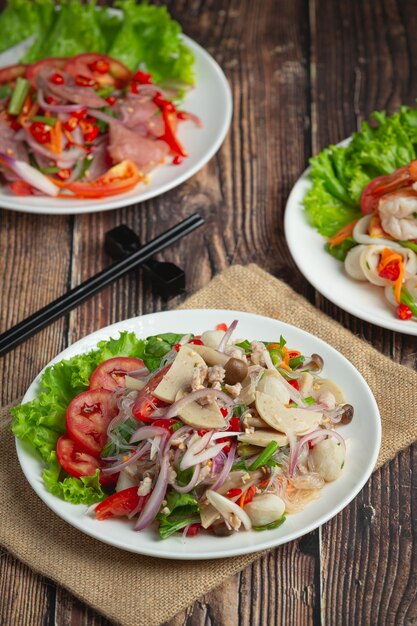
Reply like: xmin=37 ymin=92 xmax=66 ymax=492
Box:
xmin=173 ymin=343 xmax=181 ymax=352
xmin=75 ymin=74 xmax=99 ymax=88
xmin=9 ymin=118 xmax=20 ymax=131
xmin=228 ymin=417 xmax=240 ymax=431
xmin=81 ymin=121 xmax=99 ymax=143
xmin=288 ymin=379 xmax=299 ymax=390
xmin=198 ymin=429 xmax=209 ymax=437
xmin=130 ymin=82 xmax=141 ymax=94
xmin=133 ymin=70 xmax=153 ymax=84
xmin=378 ymin=262 xmax=400 ymax=281
xmin=397 ymin=304 xmax=412 ymax=320
xmin=186 ymin=523 xmax=201 ymax=537
xmin=226 ymin=488 xmax=242 ymax=499
xmin=241 ymin=485 xmax=256 ymax=506
xmin=45 ymin=95 xmax=59 ymax=105
xmin=105 ymin=96 xmax=116 ymax=106
xmin=151 ymin=419 xmax=179 ymax=432
xmin=64 ymin=116 xmax=79 ymax=132
xmin=89 ymin=59 xmax=110 ymax=74
xmin=29 ymin=121 xmax=51 ymax=144
xmin=71 ymin=109 xmax=87 ymax=120
xmin=176 ymin=111 xmax=188 ymax=120
xmin=153 ymin=93 xmax=187 ymax=158
xmin=222 ymin=443 xmax=231 ymax=454
xmin=220 ymin=407 xmax=229 ymax=418
xmin=51 ymin=72 xmax=64 ymax=85
xmin=189 ymin=338 xmax=204 ymax=345
xmin=57 ymin=168 xmax=71 ymax=180
xmin=172 ymin=156 xmax=183 ymax=165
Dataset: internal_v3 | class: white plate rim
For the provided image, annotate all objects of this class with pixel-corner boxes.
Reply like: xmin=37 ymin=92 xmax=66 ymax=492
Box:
xmin=0 ymin=35 xmax=233 ymax=215
xmin=15 ymin=309 xmax=381 ymax=560
xmin=284 ymin=142 xmax=417 ymax=335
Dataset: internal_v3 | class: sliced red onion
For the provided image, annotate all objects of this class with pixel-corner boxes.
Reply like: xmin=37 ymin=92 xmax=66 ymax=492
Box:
xmin=37 ymin=89 xmax=86 ymax=113
xmin=126 ymin=366 xmax=150 ymax=379
xmin=210 ymin=443 xmax=237 ymax=491
xmin=211 ymin=450 xmax=226 ymax=476
xmin=177 ymin=111 xmax=202 ymax=127
xmin=217 ymin=319 xmax=238 ymax=352
xmin=165 ymin=425 xmax=192 ymax=452
xmin=173 ymin=464 xmax=201 ymax=493
xmin=129 ymin=425 xmax=168 ymax=444
xmin=127 ymin=85 xmax=164 ymax=98
xmin=211 ymin=431 xmax=243 ymax=441
xmin=180 ymin=441 xmax=228 ymax=470
xmin=164 ymin=388 xmax=234 ymax=419
xmin=128 ymin=494 xmax=146 ymax=519
xmin=289 ymin=428 xmax=346 ymax=477
xmin=25 ymin=132 xmax=85 ymax=164
xmin=102 ymin=441 xmax=151 ymax=475
xmin=87 ymin=108 xmax=122 ymax=126
xmin=0 ymin=152 xmax=59 ymax=196
xmin=134 ymin=452 xmax=170 ymax=531
xmin=150 ymin=434 xmax=163 ymax=460
xmin=205 ymin=490 xmax=252 ymax=530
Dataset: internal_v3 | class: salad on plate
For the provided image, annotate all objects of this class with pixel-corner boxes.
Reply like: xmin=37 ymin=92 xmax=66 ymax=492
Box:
xmin=303 ymin=105 xmax=417 ymax=322
xmin=12 ymin=320 xmax=353 ymax=540
xmin=0 ymin=0 xmax=200 ymax=199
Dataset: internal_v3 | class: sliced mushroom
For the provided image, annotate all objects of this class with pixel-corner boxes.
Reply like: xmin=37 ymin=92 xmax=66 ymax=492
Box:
xmin=255 ymin=391 xmax=323 ymax=435
xmin=153 ymin=345 xmax=206 ymax=402
xmin=256 ymin=370 xmax=291 ymax=404
xmin=244 ymin=415 xmax=268 ymax=428
xmin=185 ymin=343 xmax=229 ymax=366
xmin=312 ymin=378 xmax=345 ymax=404
xmin=238 ymin=430 xmax=288 ymax=448
xmin=174 ymin=389 xmax=226 ymax=430
xmin=124 ymin=376 xmax=147 ymax=391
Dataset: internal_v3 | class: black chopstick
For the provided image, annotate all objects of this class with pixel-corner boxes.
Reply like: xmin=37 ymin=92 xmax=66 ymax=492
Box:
xmin=0 ymin=213 xmax=204 ymax=357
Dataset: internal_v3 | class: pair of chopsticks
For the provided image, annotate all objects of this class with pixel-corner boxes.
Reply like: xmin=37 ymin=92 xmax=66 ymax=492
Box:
xmin=0 ymin=213 xmax=204 ymax=357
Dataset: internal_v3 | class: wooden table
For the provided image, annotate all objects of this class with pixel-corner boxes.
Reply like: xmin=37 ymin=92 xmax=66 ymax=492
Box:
xmin=1 ymin=1 xmax=417 ymax=624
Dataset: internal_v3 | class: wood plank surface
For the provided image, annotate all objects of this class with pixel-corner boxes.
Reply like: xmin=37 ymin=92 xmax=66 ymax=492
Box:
xmin=1 ymin=0 xmax=416 ymax=625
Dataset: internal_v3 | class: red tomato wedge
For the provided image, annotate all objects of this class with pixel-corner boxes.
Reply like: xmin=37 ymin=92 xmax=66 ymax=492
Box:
xmin=0 ymin=63 xmax=27 ymax=85
xmin=89 ymin=357 xmax=145 ymax=391
xmin=66 ymin=388 xmax=118 ymax=457
xmin=54 ymin=160 xmax=142 ymax=198
xmin=132 ymin=364 xmax=170 ymax=422
xmin=64 ymin=53 xmax=132 ymax=88
xmin=56 ymin=435 xmax=100 ymax=479
xmin=25 ymin=57 xmax=67 ymax=87
xmin=95 ymin=487 xmax=149 ymax=520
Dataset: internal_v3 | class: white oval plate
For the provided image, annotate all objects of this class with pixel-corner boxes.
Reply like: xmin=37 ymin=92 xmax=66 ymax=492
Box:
xmin=284 ymin=160 xmax=417 ymax=334
xmin=0 ymin=36 xmax=232 ymax=215
xmin=16 ymin=309 xmax=381 ymax=560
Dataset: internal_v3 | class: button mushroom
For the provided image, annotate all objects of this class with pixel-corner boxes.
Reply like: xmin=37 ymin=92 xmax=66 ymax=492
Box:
xmin=224 ymin=358 xmax=249 ymax=385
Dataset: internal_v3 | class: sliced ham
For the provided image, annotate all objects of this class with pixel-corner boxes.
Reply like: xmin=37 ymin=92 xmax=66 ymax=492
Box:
xmin=116 ymin=97 xmax=164 ymax=137
xmin=108 ymin=123 xmax=169 ymax=173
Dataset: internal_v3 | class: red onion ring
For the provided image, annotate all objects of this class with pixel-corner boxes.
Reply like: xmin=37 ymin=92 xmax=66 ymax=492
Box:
xmin=289 ymin=428 xmax=346 ymax=477
xmin=0 ymin=152 xmax=59 ymax=196
xmin=210 ymin=443 xmax=237 ymax=491
xmin=102 ymin=441 xmax=151 ymax=475
xmin=134 ymin=451 xmax=170 ymax=531
xmin=217 ymin=319 xmax=238 ymax=352
xmin=180 ymin=441 xmax=228 ymax=470
xmin=37 ymin=89 xmax=86 ymax=114
xmin=129 ymin=425 xmax=168 ymax=444
xmin=163 ymin=388 xmax=234 ymax=420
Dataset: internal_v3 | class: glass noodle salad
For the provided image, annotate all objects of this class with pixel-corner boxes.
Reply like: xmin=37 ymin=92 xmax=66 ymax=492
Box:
xmin=11 ymin=321 xmax=353 ymax=540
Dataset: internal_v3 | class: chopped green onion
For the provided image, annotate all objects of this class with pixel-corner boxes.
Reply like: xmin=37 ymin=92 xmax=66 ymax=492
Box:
xmin=32 ymin=115 xmax=57 ymax=125
xmin=247 ymin=441 xmax=279 ymax=471
xmin=39 ymin=166 xmax=61 ymax=174
xmin=0 ymin=84 xmax=12 ymax=99
xmin=289 ymin=355 xmax=305 ymax=369
xmin=253 ymin=515 xmax=286 ymax=531
xmin=303 ymin=396 xmax=316 ymax=406
xmin=400 ymin=287 xmax=417 ymax=318
xmin=8 ymin=77 xmax=30 ymax=116
xmin=400 ymin=240 xmax=417 ymax=253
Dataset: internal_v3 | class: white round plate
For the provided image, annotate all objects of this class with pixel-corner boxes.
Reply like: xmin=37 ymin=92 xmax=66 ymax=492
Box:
xmin=284 ymin=160 xmax=417 ymax=334
xmin=0 ymin=36 xmax=232 ymax=215
xmin=16 ymin=309 xmax=381 ymax=560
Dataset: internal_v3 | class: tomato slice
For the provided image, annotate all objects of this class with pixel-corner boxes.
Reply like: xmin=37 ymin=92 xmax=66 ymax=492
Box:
xmin=132 ymin=364 xmax=170 ymax=422
xmin=25 ymin=57 xmax=67 ymax=87
xmin=64 ymin=53 xmax=132 ymax=88
xmin=66 ymin=388 xmax=118 ymax=457
xmin=89 ymin=357 xmax=145 ymax=392
xmin=8 ymin=180 xmax=34 ymax=196
xmin=95 ymin=487 xmax=148 ymax=520
xmin=0 ymin=64 xmax=27 ymax=85
xmin=56 ymin=435 xmax=101 ymax=479
xmin=54 ymin=160 xmax=142 ymax=199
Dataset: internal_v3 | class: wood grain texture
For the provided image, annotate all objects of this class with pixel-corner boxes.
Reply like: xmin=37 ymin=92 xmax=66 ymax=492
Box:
xmin=1 ymin=0 xmax=417 ymax=625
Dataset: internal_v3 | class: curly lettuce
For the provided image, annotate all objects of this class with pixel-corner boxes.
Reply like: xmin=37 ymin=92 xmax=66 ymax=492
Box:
xmin=304 ymin=105 xmax=417 ymax=259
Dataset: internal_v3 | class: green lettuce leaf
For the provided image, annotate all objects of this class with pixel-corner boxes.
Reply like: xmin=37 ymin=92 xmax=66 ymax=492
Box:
xmin=142 ymin=332 xmax=185 ymax=371
xmin=43 ymin=454 xmax=105 ymax=505
xmin=0 ymin=0 xmax=54 ymax=53
xmin=156 ymin=491 xmax=200 ymax=539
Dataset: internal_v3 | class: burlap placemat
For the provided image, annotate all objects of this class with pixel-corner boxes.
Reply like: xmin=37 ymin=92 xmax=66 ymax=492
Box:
xmin=1 ymin=264 xmax=416 ymax=626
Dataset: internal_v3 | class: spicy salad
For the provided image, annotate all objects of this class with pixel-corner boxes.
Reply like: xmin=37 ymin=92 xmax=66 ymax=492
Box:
xmin=0 ymin=1 xmax=199 ymax=199
xmin=303 ymin=105 xmax=417 ymax=321
xmin=11 ymin=321 xmax=352 ymax=540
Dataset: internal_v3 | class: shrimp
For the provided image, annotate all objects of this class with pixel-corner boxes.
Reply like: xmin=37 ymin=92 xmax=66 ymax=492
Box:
xmin=378 ymin=188 xmax=417 ymax=240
